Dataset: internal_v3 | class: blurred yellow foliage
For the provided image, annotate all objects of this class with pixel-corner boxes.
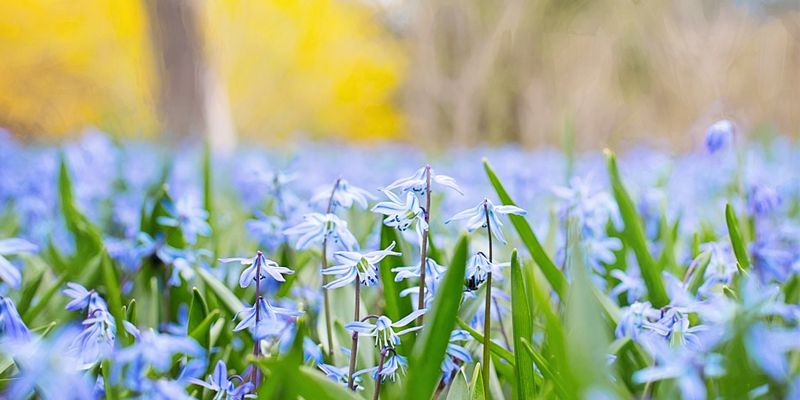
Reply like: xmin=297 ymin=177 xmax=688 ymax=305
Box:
xmin=0 ymin=0 xmax=405 ymax=141
xmin=205 ymin=0 xmax=405 ymax=141
xmin=0 ymin=0 xmax=156 ymax=138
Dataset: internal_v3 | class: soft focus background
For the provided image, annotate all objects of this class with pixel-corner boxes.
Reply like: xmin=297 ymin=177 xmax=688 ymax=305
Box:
xmin=1 ymin=0 xmax=799 ymax=149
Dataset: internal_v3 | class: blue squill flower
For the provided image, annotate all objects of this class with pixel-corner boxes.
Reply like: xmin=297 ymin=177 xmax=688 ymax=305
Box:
xmin=283 ymin=213 xmax=358 ymax=251
xmin=615 ymin=301 xmax=659 ymax=341
xmin=0 ymin=328 xmax=95 ymax=399
xmin=552 ymin=176 xmax=622 ymax=237
xmin=445 ymin=199 xmax=526 ymax=244
xmin=189 ymin=360 xmax=256 ymax=400
xmin=71 ymin=307 xmax=116 ymax=366
xmin=157 ymin=246 xmax=212 ymax=287
xmin=245 ymin=212 xmax=285 ymax=252
xmin=304 ymin=337 xmax=324 ymax=365
xmin=356 ymin=352 xmax=408 ymax=382
xmin=114 ymin=329 xmax=205 ymax=377
xmin=372 ymin=190 xmax=428 ymax=244
xmin=633 ymin=340 xmax=723 ymax=400
xmin=344 ymin=310 xmax=425 ymax=348
xmin=233 ymin=297 xmax=303 ymax=340
xmin=643 ymin=308 xmax=706 ymax=349
xmin=157 ymin=196 xmax=212 ymax=244
xmin=312 ymin=179 xmax=375 ymax=210
xmin=441 ymin=330 xmax=472 ymax=382
xmin=705 ymin=119 xmax=735 ymax=154
xmin=392 ymin=257 xmax=445 ymax=282
xmin=464 ymin=252 xmax=509 ymax=291
xmin=746 ymin=323 xmax=800 ymax=380
xmin=0 ymin=237 xmax=37 ymax=288
xmin=63 ymin=282 xmax=108 ymax=313
xmin=384 ymin=166 xmax=463 ymax=196
xmin=322 ymin=242 xmax=401 ymax=289
xmin=0 ymin=297 xmax=30 ymax=340
xmin=220 ymin=251 xmax=294 ymax=288
xmin=609 ymin=268 xmax=646 ymax=304
xmin=319 ymin=363 xmax=362 ymax=389
xmin=747 ymin=184 xmax=780 ymax=216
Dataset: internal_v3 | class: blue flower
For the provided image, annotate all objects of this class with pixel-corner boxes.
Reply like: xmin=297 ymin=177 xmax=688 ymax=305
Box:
xmin=0 ymin=328 xmax=95 ymax=399
xmin=445 ymin=199 xmax=526 ymax=244
xmin=157 ymin=246 xmax=212 ymax=287
xmin=63 ymin=282 xmax=108 ymax=313
xmin=392 ymin=257 xmax=445 ymax=283
xmin=114 ymin=329 xmax=205 ymax=377
xmin=384 ymin=166 xmax=463 ymax=196
xmin=747 ymin=184 xmax=780 ymax=216
xmin=322 ymin=242 xmax=401 ymax=289
xmin=372 ymin=190 xmax=428 ymax=243
xmin=705 ymin=119 xmax=735 ymax=154
xmin=319 ymin=363 xmax=362 ymax=389
xmin=71 ymin=306 xmax=116 ymax=366
xmin=245 ymin=212 xmax=285 ymax=252
xmin=220 ymin=251 xmax=294 ymax=288
xmin=633 ymin=340 xmax=723 ymax=400
xmin=0 ymin=297 xmax=29 ymax=340
xmin=615 ymin=301 xmax=659 ymax=341
xmin=344 ymin=310 xmax=425 ymax=348
xmin=189 ymin=360 xmax=256 ymax=400
xmin=0 ymin=237 xmax=37 ymax=288
xmin=283 ymin=213 xmax=358 ymax=251
xmin=312 ymin=179 xmax=375 ymax=210
xmin=157 ymin=196 xmax=212 ymax=244
xmin=552 ymin=176 xmax=621 ymax=237
xmin=233 ymin=297 xmax=303 ymax=340
xmin=464 ymin=252 xmax=509 ymax=291
xmin=356 ymin=352 xmax=408 ymax=382
xmin=441 ymin=330 xmax=472 ymax=382
xmin=304 ymin=337 xmax=324 ymax=365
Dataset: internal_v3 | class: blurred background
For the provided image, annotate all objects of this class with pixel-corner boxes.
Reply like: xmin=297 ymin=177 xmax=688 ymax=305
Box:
xmin=1 ymin=0 xmax=798 ymax=150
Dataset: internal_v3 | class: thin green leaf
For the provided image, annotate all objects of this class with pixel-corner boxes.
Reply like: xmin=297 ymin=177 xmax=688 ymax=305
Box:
xmin=378 ymin=224 xmax=411 ymax=322
xmin=605 ymin=150 xmax=668 ymax=307
xmin=483 ymin=158 xmax=566 ymax=298
xmin=188 ymin=287 xmax=209 ymax=333
xmin=189 ymin=310 xmax=220 ymax=350
xmin=456 ymin=318 xmax=515 ymax=366
xmin=446 ymin=369 xmax=469 ymax=400
xmin=725 ymin=203 xmax=751 ymax=270
xmin=101 ymin=254 xmax=128 ymax=345
xmin=196 ymin=267 xmax=244 ymax=315
xmin=470 ymin=363 xmax=486 ymax=400
xmin=510 ymin=249 xmax=536 ymax=399
xmin=404 ymin=234 xmax=469 ymax=400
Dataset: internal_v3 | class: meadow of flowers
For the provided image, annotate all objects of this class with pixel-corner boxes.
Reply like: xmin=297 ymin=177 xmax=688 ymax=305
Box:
xmin=0 ymin=122 xmax=798 ymax=399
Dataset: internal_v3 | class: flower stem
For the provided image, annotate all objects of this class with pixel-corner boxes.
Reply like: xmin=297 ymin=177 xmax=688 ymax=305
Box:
xmin=372 ymin=347 xmax=392 ymax=400
xmin=417 ymin=165 xmax=432 ymax=324
xmin=482 ymin=201 xmax=493 ymax=400
xmin=348 ymin=280 xmax=361 ymax=391
xmin=250 ymin=256 xmax=263 ymax=386
xmin=321 ymin=178 xmax=342 ymax=360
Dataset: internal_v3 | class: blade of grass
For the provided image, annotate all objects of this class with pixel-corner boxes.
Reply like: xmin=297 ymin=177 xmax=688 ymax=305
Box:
xmin=483 ymin=158 xmax=566 ymax=298
xmin=604 ymin=150 xmax=668 ymax=307
xmin=510 ymin=249 xmax=536 ymax=399
xmin=403 ymin=234 xmax=469 ymax=400
xmin=456 ymin=318 xmax=515 ymax=366
xmin=725 ymin=203 xmax=751 ymax=270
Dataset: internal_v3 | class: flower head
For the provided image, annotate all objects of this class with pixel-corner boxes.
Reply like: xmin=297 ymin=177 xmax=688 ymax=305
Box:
xmin=157 ymin=196 xmax=212 ymax=245
xmin=220 ymin=251 xmax=294 ymax=288
xmin=322 ymin=242 xmax=401 ymax=289
xmin=445 ymin=199 xmax=526 ymax=244
xmin=356 ymin=352 xmax=408 ymax=382
xmin=705 ymin=119 xmax=735 ymax=154
xmin=189 ymin=360 xmax=255 ymax=400
xmin=312 ymin=179 xmax=375 ymax=210
xmin=441 ymin=330 xmax=472 ymax=382
xmin=344 ymin=309 xmax=425 ymax=348
xmin=372 ymin=190 xmax=428 ymax=243
xmin=283 ymin=213 xmax=358 ymax=251
xmin=319 ymin=363 xmax=362 ymax=390
xmin=0 ymin=297 xmax=29 ymax=340
xmin=0 ymin=237 xmax=37 ymax=288
xmin=384 ymin=166 xmax=463 ymax=196
xmin=233 ymin=297 xmax=303 ymax=340
xmin=464 ymin=252 xmax=509 ymax=291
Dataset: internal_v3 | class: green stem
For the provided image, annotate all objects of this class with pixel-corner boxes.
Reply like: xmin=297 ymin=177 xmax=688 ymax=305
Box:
xmin=482 ymin=200 xmax=493 ymax=400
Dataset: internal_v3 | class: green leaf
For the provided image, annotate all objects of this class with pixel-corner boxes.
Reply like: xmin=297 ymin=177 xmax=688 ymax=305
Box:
xmin=510 ymin=250 xmax=536 ymax=399
xmin=456 ymin=318 xmax=515 ymax=366
xmin=725 ymin=203 xmax=751 ymax=270
xmin=519 ymin=338 xmax=566 ymax=398
xmin=196 ymin=267 xmax=244 ymax=315
xmin=686 ymin=250 xmax=713 ymax=295
xmin=22 ymin=273 xmax=69 ymax=323
xmin=58 ymin=156 xmax=104 ymax=268
xmin=378 ymin=224 xmax=411 ymax=322
xmin=470 ymin=363 xmax=486 ymax=400
xmin=188 ymin=310 xmax=220 ymax=350
xmin=101 ymin=254 xmax=128 ymax=345
xmin=605 ymin=150 xmax=668 ymax=307
xmin=446 ymin=369 xmax=469 ymax=400
xmin=483 ymin=158 xmax=567 ymax=299
xmin=404 ymin=234 xmax=469 ymax=400
xmin=293 ymin=366 xmax=362 ymax=400
xmin=188 ymin=287 xmax=209 ymax=333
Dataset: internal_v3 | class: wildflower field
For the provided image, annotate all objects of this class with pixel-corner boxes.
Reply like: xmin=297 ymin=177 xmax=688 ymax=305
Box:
xmin=1 ymin=123 xmax=799 ymax=399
